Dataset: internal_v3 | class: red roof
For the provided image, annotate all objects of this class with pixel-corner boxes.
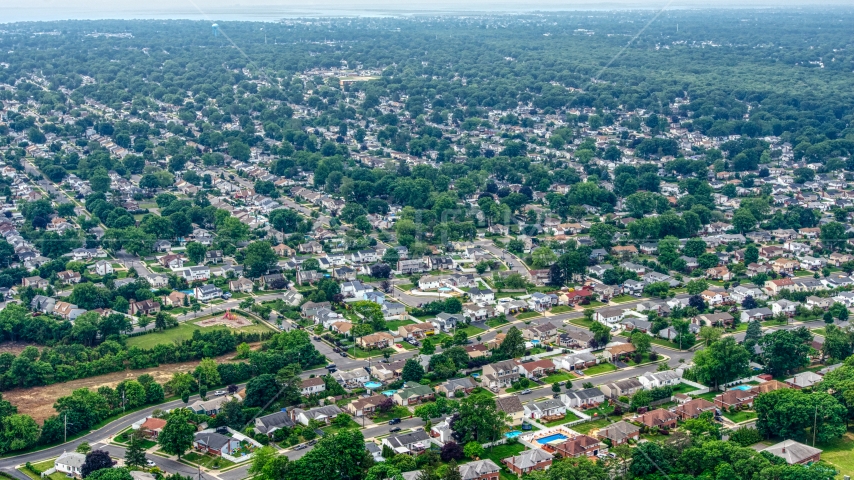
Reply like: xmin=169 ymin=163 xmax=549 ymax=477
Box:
xmin=141 ymin=417 xmax=167 ymax=431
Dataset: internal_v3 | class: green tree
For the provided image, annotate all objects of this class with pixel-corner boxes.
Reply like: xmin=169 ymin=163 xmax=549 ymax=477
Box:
xmin=630 ymin=332 xmax=652 ymax=357
xmin=685 ymin=279 xmax=709 ymax=295
xmin=158 ymin=409 xmax=196 ymax=459
xmin=449 ymin=394 xmax=507 ymax=444
xmin=758 ymin=327 xmax=812 ymax=376
xmin=755 ymin=388 xmax=847 ymax=444
xmin=284 ymin=429 xmax=371 ymax=480
xmin=498 ymin=326 xmax=525 ymax=358
xmin=463 ymin=441 xmax=484 ymax=459
xmin=124 ymin=430 xmax=148 ymax=468
xmin=185 ymin=242 xmax=206 ymax=264
xmin=402 ymin=358 xmax=425 ymax=382
xmin=1 ymin=414 xmax=39 ymax=452
xmin=732 ymin=208 xmax=757 ymax=233
xmin=589 ymin=321 xmax=611 ymax=347
xmin=243 ymin=241 xmax=278 ymax=277
xmin=744 ymin=244 xmax=759 ymax=265
xmin=821 ymin=221 xmax=847 ymax=251
xmin=692 ymin=337 xmax=751 ymax=390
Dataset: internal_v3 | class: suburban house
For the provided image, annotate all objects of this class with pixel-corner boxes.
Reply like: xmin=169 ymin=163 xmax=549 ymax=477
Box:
xmin=139 ymin=417 xmax=167 ymax=439
xmin=94 ymin=260 xmax=114 ymax=276
xmin=433 ymin=312 xmax=462 ymax=332
xmin=193 ymin=431 xmax=240 ymax=456
xmin=555 ymin=352 xmax=598 ymax=372
xmin=637 ymin=370 xmax=682 ymax=390
xmin=557 ymin=330 xmax=595 ymax=349
xmin=523 ymin=399 xmax=566 ymax=420
xmin=182 ymin=266 xmax=211 ymax=282
xmin=347 ymin=394 xmax=388 ymax=417
xmin=604 ymin=343 xmax=636 ymax=363
xmin=516 ymin=359 xmax=556 ymax=379
xmin=636 ymin=408 xmax=678 ymax=429
xmin=290 ymin=405 xmax=343 ymax=426
xmin=503 ymin=449 xmax=554 ymax=476
xmin=162 ymin=291 xmax=188 ymax=308
xmin=129 ymin=299 xmax=161 ymax=316
xmin=254 ymin=412 xmax=295 ymax=437
xmin=740 ymin=307 xmax=773 ymax=323
xmin=549 ymin=434 xmax=603 ymax=458
xmin=382 ymin=430 xmax=432 ymax=455
xmin=675 ymin=398 xmax=716 ymax=420
xmin=357 ymin=332 xmax=395 ymax=349
xmin=600 ymin=378 xmax=643 ymax=399
xmin=436 ymin=377 xmax=478 ymax=397
xmin=785 ymin=371 xmax=824 ymax=389
xmin=229 ymin=278 xmax=254 ymax=293
xmin=482 ymin=360 xmax=521 ymax=390
xmin=189 ymin=394 xmax=240 ymax=416
xmin=300 ymin=377 xmax=327 ymax=396
xmin=495 ymin=396 xmax=525 ymax=425
xmin=761 ymin=440 xmax=822 ymax=465
xmin=53 ymin=301 xmax=86 ymax=320
xmin=159 ymin=254 xmax=185 ymax=269
xmin=520 ymin=323 xmax=558 ymax=342
xmin=195 ymin=284 xmax=224 ymax=302
xmin=458 ymin=460 xmax=501 ymax=480
xmin=714 ymin=389 xmax=758 ymax=410
xmin=561 ymin=387 xmax=606 ymax=409
xmin=399 ymin=323 xmax=435 ymax=339
xmin=393 ymin=384 xmax=435 ymax=406
xmin=54 ymin=452 xmax=86 ymax=476
xmin=597 ymin=421 xmax=640 ymax=445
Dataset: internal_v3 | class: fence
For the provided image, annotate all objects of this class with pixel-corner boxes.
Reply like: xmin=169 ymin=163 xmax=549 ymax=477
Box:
xmin=40 ymin=468 xmax=56 ymax=478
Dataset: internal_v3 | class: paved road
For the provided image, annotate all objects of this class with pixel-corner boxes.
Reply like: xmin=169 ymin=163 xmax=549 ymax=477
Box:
xmin=477 ymin=241 xmax=530 ymax=279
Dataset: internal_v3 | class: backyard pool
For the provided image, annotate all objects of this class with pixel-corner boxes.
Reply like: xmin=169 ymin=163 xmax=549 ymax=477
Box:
xmin=181 ymin=289 xmax=195 ymax=296
xmin=536 ymin=433 xmax=568 ymax=445
xmin=505 ymin=431 xmax=522 ymax=439
xmin=531 ymin=340 xmax=541 ymax=345
xmin=438 ymin=287 xmax=452 ymax=292
xmin=729 ymin=385 xmax=752 ymax=391
xmin=364 ymin=382 xmax=383 ymax=390
xmin=381 ymin=390 xmax=397 ymax=396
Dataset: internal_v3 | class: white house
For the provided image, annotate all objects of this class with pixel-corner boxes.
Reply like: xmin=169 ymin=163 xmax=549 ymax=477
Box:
xmin=182 ymin=266 xmax=211 ymax=281
xmin=195 ymin=284 xmax=223 ymax=302
xmin=770 ymin=299 xmax=799 ymax=316
xmin=94 ymin=260 xmax=114 ymax=276
xmin=833 ymin=291 xmax=854 ymax=308
xmin=341 ymin=280 xmax=372 ymax=297
xmin=595 ymin=306 xmax=628 ymax=324
xmin=299 ymin=377 xmax=327 ymax=396
xmin=523 ymin=399 xmax=566 ymax=420
xmin=55 ymin=452 xmax=86 ymax=476
xmin=636 ymin=370 xmax=682 ymax=390
xmin=468 ymin=288 xmax=495 ymax=304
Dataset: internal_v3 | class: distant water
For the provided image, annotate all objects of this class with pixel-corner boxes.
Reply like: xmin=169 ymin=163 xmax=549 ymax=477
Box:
xmin=4 ymin=0 xmax=852 ymax=23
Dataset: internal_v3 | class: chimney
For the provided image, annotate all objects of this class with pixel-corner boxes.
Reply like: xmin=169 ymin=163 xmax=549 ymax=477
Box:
xmin=781 ymin=447 xmax=786 ymax=453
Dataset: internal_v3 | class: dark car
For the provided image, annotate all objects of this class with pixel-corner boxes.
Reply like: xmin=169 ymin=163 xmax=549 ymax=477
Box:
xmin=341 ymin=352 xmax=348 ymax=357
xmin=389 ymin=427 xmax=402 ymax=433
xmin=388 ymin=418 xmax=401 ymax=425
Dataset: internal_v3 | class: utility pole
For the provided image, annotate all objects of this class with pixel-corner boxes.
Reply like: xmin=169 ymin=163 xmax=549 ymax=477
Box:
xmin=813 ymin=405 xmax=818 ymax=446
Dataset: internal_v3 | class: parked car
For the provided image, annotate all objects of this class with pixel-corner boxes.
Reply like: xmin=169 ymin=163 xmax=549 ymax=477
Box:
xmin=341 ymin=352 xmax=348 ymax=357
xmin=221 ymin=292 xmax=232 ymax=300
xmin=146 ymin=460 xmax=156 ymax=467
xmin=214 ymin=390 xmax=226 ymax=396
xmin=520 ymin=389 xmax=532 ymax=395
xmin=389 ymin=418 xmax=401 ymax=425
xmin=389 ymin=427 xmax=402 ymax=433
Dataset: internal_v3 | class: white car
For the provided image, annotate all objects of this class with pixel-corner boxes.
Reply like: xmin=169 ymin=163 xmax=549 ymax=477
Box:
xmin=146 ymin=460 xmax=156 ymax=467
xmin=214 ymin=390 xmax=226 ymax=396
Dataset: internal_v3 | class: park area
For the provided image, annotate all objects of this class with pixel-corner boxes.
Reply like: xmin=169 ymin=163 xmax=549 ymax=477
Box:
xmin=127 ymin=314 xmax=273 ymax=349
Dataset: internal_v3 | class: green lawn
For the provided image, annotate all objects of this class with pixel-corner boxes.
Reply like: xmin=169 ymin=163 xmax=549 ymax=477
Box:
xmin=549 ymin=306 xmax=575 ymax=314
xmin=371 ymin=406 xmax=411 ymax=423
xmin=727 ymin=323 xmax=750 ymax=333
xmin=182 ymin=452 xmax=236 ymax=469
xmin=114 ymin=429 xmax=157 ymax=449
xmin=481 ymin=442 xmax=526 ymax=480
xmin=384 ymin=319 xmax=415 ymax=331
xmin=126 ymin=321 xmax=274 ymax=349
xmin=623 ymin=353 xmax=657 ymax=367
xmin=671 ymin=383 xmax=702 ymax=395
xmin=396 ymin=284 xmax=415 ymax=291
xmin=581 ymin=363 xmax=618 ymax=375
xmin=486 ymin=317 xmax=509 ymax=328
xmin=722 ymin=410 xmax=758 ymax=423
xmin=568 ymin=318 xmax=596 ymax=329
xmin=586 ymin=301 xmax=607 ymax=307
xmin=19 ymin=459 xmax=66 ymax=480
xmin=819 ymin=431 xmax=854 ymax=478
xmin=649 ymin=337 xmax=697 ymax=350
xmin=692 ymin=391 xmax=721 ymax=402
xmin=542 ymin=412 xmax=581 ymax=427
xmin=321 ymin=417 xmax=362 ymax=434
xmin=541 ymin=372 xmax=576 ymax=385
xmin=812 ymin=328 xmax=827 ymax=336
xmin=345 ymin=346 xmax=383 ymax=358
xmin=459 ymin=325 xmax=486 ymax=337
xmin=610 ymin=295 xmax=638 ymax=303
xmin=573 ymin=417 xmax=612 ymax=435
xmin=515 ymin=312 xmax=541 ymax=320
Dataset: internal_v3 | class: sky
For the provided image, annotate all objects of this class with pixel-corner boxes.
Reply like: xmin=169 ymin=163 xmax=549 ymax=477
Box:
xmin=3 ymin=0 xmax=851 ymax=22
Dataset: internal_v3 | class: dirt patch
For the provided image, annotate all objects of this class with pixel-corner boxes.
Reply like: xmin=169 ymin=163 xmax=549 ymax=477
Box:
xmin=0 ymin=342 xmax=39 ymax=355
xmin=195 ymin=314 xmax=253 ymax=329
xmin=3 ymin=347 xmax=258 ymax=424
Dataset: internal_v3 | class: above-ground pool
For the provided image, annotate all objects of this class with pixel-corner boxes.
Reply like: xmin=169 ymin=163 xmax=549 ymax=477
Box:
xmin=364 ymin=382 xmax=383 ymax=390
xmin=181 ymin=289 xmax=195 ymax=296
xmin=438 ymin=287 xmax=452 ymax=292
xmin=536 ymin=433 xmax=568 ymax=445
xmin=381 ymin=390 xmax=397 ymax=396
xmin=504 ymin=431 xmax=522 ymax=439
xmin=729 ymin=385 xmax=752 ymax=391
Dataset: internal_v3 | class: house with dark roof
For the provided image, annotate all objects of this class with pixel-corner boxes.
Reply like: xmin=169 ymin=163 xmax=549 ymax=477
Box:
xmin=596 ymin=421 xmax=640 ymax=445
xmin=549 ymin=435 xmax=603 ymax=458
xmin=254 ymin=412 xmax=295 ymax=437
xmin=495 ymin=396 xmax=524 ymax=425
xmin=193 ymin=432 xmax=240 ymax=456
xmin=503 ymin=449 xmax=553 ymax=476
xmin=382 ymin=430 xmax=431 ymax=455
xmin=636 ymin=408 xmax=678 ymax=429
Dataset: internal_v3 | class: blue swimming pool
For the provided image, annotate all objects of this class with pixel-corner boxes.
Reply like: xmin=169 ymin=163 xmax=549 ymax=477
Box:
xmin=364 ymin=382 xmax=383 ymax=389
xmin=181 ymin=289 xmax=195 ymax=296
xmin=381 ymin=390 xmax=397 ymax=396
xmin=536 ymin=433 xmax=568 ymax=445
xmin=531 ymin=340 xmax=541 ymax=345
xmin=729 ymin=385 xmax=752 ymax=391
xmin=438 ymin=287 xmax=452 ymax=292
xmin=504 ymin=431 xmax=522 ymax=439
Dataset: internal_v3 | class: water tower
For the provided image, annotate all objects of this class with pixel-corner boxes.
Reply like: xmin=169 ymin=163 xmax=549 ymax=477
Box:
xmin=211 ymin=23 xmax=219 ymax=37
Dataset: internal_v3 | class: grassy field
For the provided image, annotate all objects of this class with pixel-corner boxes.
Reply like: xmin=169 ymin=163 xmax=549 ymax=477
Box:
xmin=543 ymin=412 xmax=581 ymax=427
xmin=371 ymin=406 xmax=411 ymax=423
xmin=515 ymin=312 xmax=541 ymax=320
xmin=573 ymin=417 xmax=612 ymax=435
xmin=819 ymin=431 xmax=854 ymax=477
xmin=481 ymin=442 xmax=526 ymax=480
xmin=671 ymin=383 xmax=702 ymax=395
xmin=321 ymin=417 xmax=362 ymax=434
xmin=126 ymin=321 xmax=273 ymax=349
xmin=581 ymin=363 xmax=618 ymax=375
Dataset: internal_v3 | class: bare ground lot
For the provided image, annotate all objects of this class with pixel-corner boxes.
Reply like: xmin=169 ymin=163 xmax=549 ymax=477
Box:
xmin=0 ymin=342 xmax=39 ymax=355
xmin=3 ymin=348 xmax=257 ymax=424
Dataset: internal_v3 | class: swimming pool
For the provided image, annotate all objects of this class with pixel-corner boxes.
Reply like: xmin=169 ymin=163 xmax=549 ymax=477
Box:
xmin=729 ymin=385 xmax=752 ymax=391
xmin=364 ymin=382 xmax=383 ymax=390
xmin=504 ymin=431 xmax=522 ymax=439
xmin=438 ymin=287 xmax=452 ymax=292
xmin=381 ymin=390 xmax=397 ymax=396
xmin=536 ymin=433 xmax=568 ymax=445
xmin=531 ymin=340 xmax=541 ymax=345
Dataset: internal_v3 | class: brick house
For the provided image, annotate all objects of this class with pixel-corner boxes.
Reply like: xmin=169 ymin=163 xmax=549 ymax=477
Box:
xmin=675 ymin=398 xmax=716 ymax=420
xmin=597 ymin=421 xmax=640 ymax=445
xmin=549 ymin=435 xmax=603 ymax=458
xmin=636 ymin=408 xmax=678 ymax=429
xmin=129 ymin=299 xmax=161 ymax=316
xmin=503 ymin=449 xmax=553 ymax=476
xmin=714 ymin=389 xmax=758 ymax=410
